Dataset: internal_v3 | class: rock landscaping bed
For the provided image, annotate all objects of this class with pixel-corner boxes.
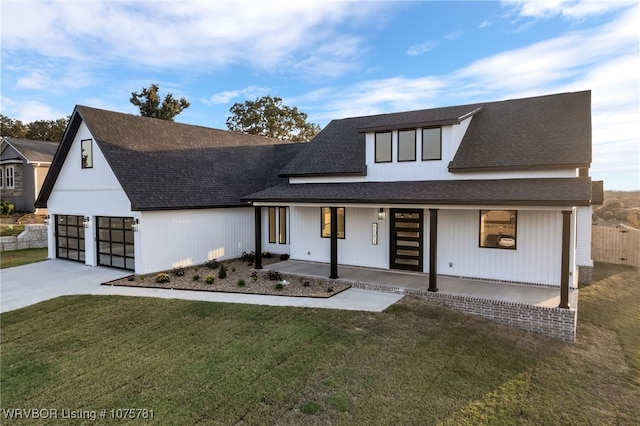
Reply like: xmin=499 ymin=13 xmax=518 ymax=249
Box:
xmin=103 ymin=254 xmax=350 ymax=298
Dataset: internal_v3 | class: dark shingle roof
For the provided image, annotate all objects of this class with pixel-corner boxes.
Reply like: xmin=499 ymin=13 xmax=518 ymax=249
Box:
xmin=2 ymin=138 xmax=59 ymax=163
xmin=280 ymin=91 xmax=591 ymax=177
xmin=37 ymin=106 xmax=305 ymax=210
xmin=449 ymin=91 xmax=591 ymax=171
xmin=244 ymin=177 xmax=594 ymax=207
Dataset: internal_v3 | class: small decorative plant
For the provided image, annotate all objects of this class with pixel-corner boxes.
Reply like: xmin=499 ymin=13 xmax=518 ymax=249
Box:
xmin=303 ymin=280 xmax=310 ymax=287
xmin=231 ymin=266 xmax=236 ymax=273
xmin=173 ymin=266 xmax=185 ymax=277
xmin=262 ymin=251 xmax=273 ymax=258
xmin=192 ymin=274 xmax=200 ymax=281
xmin=218 ymin=264 xmax=227 ymax=279
xmin=265 ymin=270 xmax=282 ymax=281
xmin=280 ymin=253 xmax=290 ymax=261
xmin=155 ymin=273 xmax=171 ymax=283
xmin=274 ymin=283 xmax=284 ymax=291
xmin=237 ymin=279 xmax=246 ymax=287
xmin=205 ymin=274 xmax=215 ymax=284
xmin=205 ymin=259 xmax=220 ymax=269
xmin=240 ymin=251 xmax=255 ymax=264
xmin=127 ymin=275 xmax=135 ymax=282
xmin=251 ymin=271 xmax=258 ymax=282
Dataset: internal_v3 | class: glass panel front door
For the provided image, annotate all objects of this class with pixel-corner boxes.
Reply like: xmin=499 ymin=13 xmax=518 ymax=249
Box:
xmin=390 ymin=209 xmax=423 ymax=271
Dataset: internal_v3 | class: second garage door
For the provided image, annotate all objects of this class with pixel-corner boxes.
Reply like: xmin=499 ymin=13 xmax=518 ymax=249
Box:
xmin=97 ymin=216 xmax=135 ymax=271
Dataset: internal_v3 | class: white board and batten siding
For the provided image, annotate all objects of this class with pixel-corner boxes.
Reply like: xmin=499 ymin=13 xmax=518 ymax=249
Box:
xmin=137 ymin=208 xmax=255 ymax=275
xmin=289 ymin=206 xmax=572 ymax=287
xmin=289 ymin=207 xmax=391 ymax=269
xmin=46 ymin=122 xmax=134 ymax=264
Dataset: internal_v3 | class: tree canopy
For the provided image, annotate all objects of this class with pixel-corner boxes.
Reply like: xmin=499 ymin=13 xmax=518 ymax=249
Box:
xmin=1 ymin=114 xmax=69 ymax=142
xmin=226 ymin=96 xmax=320 ymax=142
xmin=130 ymin=84 xmax=190 ymax=121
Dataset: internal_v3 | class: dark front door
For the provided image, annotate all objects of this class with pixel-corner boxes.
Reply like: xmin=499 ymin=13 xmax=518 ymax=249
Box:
xmin=56 ymin=215 xmax=86 ymax=262
xmin=390 ymin=209 xmax=424 ymax=271
xmin=97 ymin=216 xmax=135 ymax=271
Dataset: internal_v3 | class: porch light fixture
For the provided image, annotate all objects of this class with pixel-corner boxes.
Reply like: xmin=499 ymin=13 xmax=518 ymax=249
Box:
xmin=378 ymin=208 xmax=386 ymax=220
xmin=131 ymin=218 xmax=139 ymax=232
xmin=83 ymin=216 xmax=90 ymax=228
xmin=44 ymin=215 xmax=50 ymax=225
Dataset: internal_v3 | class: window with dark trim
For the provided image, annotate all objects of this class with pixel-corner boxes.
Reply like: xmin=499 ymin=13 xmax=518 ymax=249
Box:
xmin=479 ymin=210 xmax=517 ymax=250
xmin=0 ymin=166 xmax=4 ymax=189
xmin=268 ymin=207 xmax=277 ymax=243
xmin=81 ymin=139 xmax=93 ymax=169
xmin=375 ymin=132 xmax=392 ymax=163
xmin=278 ymin=207 xmax=287 ymax=244
xmin=422 ymin=127 xmax=441 ymax=160
xmin=321 ymin=207 xmax=345 ymax=239
xmin=398 ymin=129 xmax=416 ymax=162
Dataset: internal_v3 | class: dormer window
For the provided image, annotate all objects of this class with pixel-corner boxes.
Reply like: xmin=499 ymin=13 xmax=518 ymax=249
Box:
xmin=398 ymin=129 xmax=416 ymax=162
xmin=375 ymin=132 xmax=392 ymax=163
xmin=422 ymin=128 xmax=441 ymax=161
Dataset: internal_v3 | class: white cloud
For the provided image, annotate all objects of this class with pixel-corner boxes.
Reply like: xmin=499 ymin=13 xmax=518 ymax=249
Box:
xmin=1 ymin=98 xmax=66 ymax=122
xmin=445 ymin=31 xmax=463 ymax=41
xmin=502 ymin=0 xmax=636 ymax=20
xmin=206 ymin=86 xmax=270 ymax=105
xmin=1 ymin=1 xmax=388 ymax=78
xmin=479 ymin=20 xmax=492 ymax=28
xmin=406 ymin=41 xmax=439 ymax=56
xmin=17 ymin=71 xmax=50 ymax=90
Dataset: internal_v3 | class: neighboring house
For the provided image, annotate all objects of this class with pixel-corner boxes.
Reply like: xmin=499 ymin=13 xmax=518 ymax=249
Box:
xmin=1 ymin=137 xmax=59 ymax=213
xmin=36 ymin=91 xmax=601 ymax=296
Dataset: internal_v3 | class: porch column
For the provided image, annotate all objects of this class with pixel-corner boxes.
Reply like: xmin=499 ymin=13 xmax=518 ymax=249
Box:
xmin=559 ymin=210 xmax=572 ymax=308
xmin=428 ymin=208 xmax=438 ymax=292
xmin=254 ymin=206 xmax=262 ymax=270
xmin=330 ymin=207 xmax=339 ymax=279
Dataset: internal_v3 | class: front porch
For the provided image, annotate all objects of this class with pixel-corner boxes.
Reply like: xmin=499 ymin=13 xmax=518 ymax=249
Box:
xmin=268 ymin=260 xmax=579 ymax=342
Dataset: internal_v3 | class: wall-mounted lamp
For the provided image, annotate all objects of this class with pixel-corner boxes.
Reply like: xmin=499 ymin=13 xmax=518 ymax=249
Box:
xmin=44 ymin=214 xmax=50 ymax=225
xmin=83 ymin=216 xmax=90 ymax=228
xmin=131 ymin=218 xmax=139 ymax=232
xmin=377 ymin=208 xmax=386 ymax=220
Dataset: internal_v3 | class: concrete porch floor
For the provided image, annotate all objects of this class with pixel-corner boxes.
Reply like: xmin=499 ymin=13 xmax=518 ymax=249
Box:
xmin=268 ymin=260 xmax=578 ymax=309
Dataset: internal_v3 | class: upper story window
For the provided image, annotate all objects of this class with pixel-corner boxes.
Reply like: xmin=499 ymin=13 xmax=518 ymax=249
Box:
xmin=375 ymin=132 xmax=392 ymax=163
xmin=422 ymin=128 xmax=441 ymax=161
xmin=398 ymin=130 xmax=416 ymax=162
xmin=81 ymin=139 xmax=93 ymax=169
xmin=4 ymin=166 xmax=15 ymax=189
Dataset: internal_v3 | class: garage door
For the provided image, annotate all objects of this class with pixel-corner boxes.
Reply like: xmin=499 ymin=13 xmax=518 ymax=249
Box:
xmin=97 ymin=216 xmax=135 ymax=271
xmin=56 ymin=215 xmax=86 ymax=262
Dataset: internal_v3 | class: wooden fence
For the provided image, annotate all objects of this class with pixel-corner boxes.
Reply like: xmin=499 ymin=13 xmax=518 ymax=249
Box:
xmin=592 ymin=224 xmax=640 ymax=267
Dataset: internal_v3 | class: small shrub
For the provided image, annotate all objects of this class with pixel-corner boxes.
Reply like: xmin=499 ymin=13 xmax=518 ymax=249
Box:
xmin=192 ymin=274 xmax=200 ymax=281
xmin=265 ymin=270 xmax=283 ymax=281
xmin=218 ymin=264 xmax=227 ymax=279
xmin=173 ymin=267 xmax=185 ymax=276
xmin=231 ymin=266 xmax=236 ymax=273
xmin=127 ymin=275 xmax=135 ymax=282
xmin=280 ymin=253 xmax=290 ymax=261
xmin=262 ymin=251 xmax=273 ymax=258
xmin=274 ymin=283 xmax=284 ymax=291
xmin=251 ymin=272 xmax=258 ymax=281
xmin=155 ymin=273 xmax=170 ymax=283
xmin=240 ymin=251 xmax=255 ymax=264
xmin=140 ymin=275 xmax=146 ymax=281
xmin=205 ymin=274 xmax=215 ymax=284
xmin=303 ymin=280 xmax=310 ymax=287
xmin=237 ymin=279 xmax=246 ymax=287
xmin=0 ymin=200 xmax=15 ymax=215
xmin=207 ymin=259 xmax=220 ymax=269
xmin=327 ymin=286 xmax=334 ymax=293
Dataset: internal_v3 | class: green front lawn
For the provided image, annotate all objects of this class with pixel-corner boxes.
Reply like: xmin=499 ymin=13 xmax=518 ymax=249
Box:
xmin=1 ymin=264 xmax=638 ymax=425
xmin=0 ymin=247 xmax=48 ymax=269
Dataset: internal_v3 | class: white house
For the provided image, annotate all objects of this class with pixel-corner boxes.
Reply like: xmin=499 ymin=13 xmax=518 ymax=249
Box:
xmin=37 ymin=91 xmax=601 ymax=305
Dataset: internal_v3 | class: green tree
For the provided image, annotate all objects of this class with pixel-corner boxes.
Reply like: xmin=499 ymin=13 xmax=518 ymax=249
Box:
xmin=25 ymin=116 xmax=69 ymax=142
xmin=0 ymin=115 xmax=27 ymax=138
xmin=130 ymin=84 xmax=190 ymax=121
xmin=226 ymin=96 xmax=320 ymax=142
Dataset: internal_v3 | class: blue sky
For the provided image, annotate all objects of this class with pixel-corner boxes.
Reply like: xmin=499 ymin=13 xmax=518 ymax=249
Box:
xmin=2 ymin=0 xmax=638 ymax=190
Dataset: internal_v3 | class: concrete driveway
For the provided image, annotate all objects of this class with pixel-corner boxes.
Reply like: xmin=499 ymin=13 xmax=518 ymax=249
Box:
xmin=0 ymin=260 xmax=403 ymax=314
